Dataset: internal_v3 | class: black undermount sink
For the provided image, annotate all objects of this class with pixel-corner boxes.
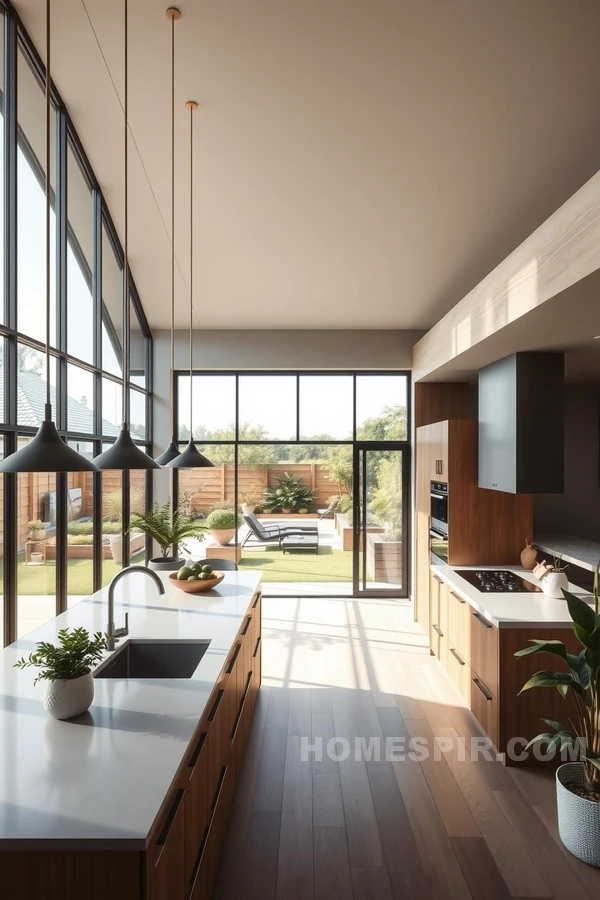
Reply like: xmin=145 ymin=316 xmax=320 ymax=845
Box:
xmin=94 ymin=640 xmax=210 ymax=679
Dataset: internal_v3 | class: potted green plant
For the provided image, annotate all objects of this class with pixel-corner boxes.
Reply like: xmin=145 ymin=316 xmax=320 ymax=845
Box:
xmin=206 ymin=508 xmax=243 ymax=546
xmin=27 ymin=520 xmax=46 ymax=542
xmin=14 ymin=627 xmax=106 ymax=720
xmin=129 ymin=501 xmax=206 ymax=570
xmin=533 ymin=555 xmax=569 ymax=599
xmin=515 ymin=569 xmax=600 ymax=866
xmin=240 ymin=489 xmax=259 ymax=516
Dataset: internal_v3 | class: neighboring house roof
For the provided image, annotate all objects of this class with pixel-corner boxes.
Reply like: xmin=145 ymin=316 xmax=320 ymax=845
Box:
xmin=5 ymin=368 xmax=121 ymax=437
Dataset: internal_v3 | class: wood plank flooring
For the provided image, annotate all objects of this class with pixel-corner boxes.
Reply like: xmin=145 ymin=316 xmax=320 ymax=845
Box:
xmin=214 ymin=596 xmax=600 ymax=900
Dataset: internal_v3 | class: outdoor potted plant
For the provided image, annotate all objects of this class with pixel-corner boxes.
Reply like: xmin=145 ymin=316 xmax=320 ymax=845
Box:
xmin=14 ymin=627 xmax=106 ymax=720
xmin=129 ymin=501 xmax=206 ymax=571
xmin=262 ymin=472 xmax=316 ymax=514
xmin=206 ymin=508 xmax=242 ymax=546
xmin=240 ymin=490 xmax=258 ymax=516
xmin=515 ymin=570 xmax=600 ymax=866
xmin=27 ymin=520 xmax=46 ymax=542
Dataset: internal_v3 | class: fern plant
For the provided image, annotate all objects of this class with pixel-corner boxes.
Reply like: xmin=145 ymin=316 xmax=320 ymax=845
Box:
xmin=14 ymin=628 xmax=106 ymax=685
xmin=515 ymin=564 xmax=600 ymax=791
xmin=128 ymin=501 xmax=205 ymax=559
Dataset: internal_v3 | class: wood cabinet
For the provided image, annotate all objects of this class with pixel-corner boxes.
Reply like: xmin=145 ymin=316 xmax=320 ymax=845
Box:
xmin=414 ymin=418 xmax=533 ymax=635
xmin=425 ymin=572 xmax=585 ymax=765
xmin=146 ymin=787 xmax=187 ymax=900
xmin=0 ymin=587 xmax=263 ymax=900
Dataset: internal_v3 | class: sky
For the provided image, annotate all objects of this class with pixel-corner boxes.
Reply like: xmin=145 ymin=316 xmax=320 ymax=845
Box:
xmin=178 ymin=374 xmax=407 ymax=440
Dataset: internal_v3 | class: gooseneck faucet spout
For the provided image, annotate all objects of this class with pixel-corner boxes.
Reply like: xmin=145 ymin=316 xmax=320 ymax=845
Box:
xmin=106 ymin=565 xmax=166 ymax=651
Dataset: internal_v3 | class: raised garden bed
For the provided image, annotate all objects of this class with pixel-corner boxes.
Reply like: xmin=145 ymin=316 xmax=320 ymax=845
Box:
xmin=46 ymin=532 xmax=145 ymax=561
xmin=366 ymin=532 xmax=402 ymax=584
xmin=335 ymin=512 xmax=384 ymax=552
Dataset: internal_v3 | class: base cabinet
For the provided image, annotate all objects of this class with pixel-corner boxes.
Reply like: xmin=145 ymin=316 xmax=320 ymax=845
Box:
xmin=0 ymin=589 xmax=263 ymax=900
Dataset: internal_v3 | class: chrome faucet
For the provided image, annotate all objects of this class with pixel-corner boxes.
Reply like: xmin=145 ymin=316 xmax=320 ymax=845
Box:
xmin=106 ymin=565 xmax=166 ymax=651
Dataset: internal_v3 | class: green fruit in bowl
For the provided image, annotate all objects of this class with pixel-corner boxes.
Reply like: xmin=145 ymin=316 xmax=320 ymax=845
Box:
xmin=200 ymin=572 xmax=214 ymax=581
xmin=201 ymin=565 xmax=213 ymax=574
xmin=177 ymin=566 xmax=192 ymax=580
xmin=187 ymin=575 xmax=197 ymax=582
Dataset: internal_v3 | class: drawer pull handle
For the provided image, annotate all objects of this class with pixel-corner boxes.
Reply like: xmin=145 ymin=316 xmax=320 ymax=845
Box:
xmin=252 ymin=592 xmax=261 ymax=609
xmin=253 ymin=636 xmax=261 ymax=659
xmin=241 ymin=616 xmax=252 ymax=636
xmin=230 ymin=672 xmax=253 ymax=742
xmin=451 ymin=591 xmax=465 ymax=604
xmin=208 ymin=689 xmax=224 ymax=722
xmin=450 ymin=648 xmax=465 ymax=666
xmin=472 ymin=612 xmax=492 ymax=629
xmin=211 ymin=765 xmax=228 ymax=813
xmin=432 ymin=624 xmax=443 ymax=637
xmin=189 ymin=731 xmax=207 ymax=769
xmin=226 ymin=644 xmax=241 ymax=674
xmin=472 ymin=677 xmax=493 ymax=701
xmin=433 ymin=575 xmax=442 ymax=584
xmin=156 ymin=788 xmax=184 ymax=847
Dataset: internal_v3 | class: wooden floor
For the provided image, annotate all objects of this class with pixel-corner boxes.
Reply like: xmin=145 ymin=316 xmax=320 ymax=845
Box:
xmin=214 ymin=595 xmax=600 ymax=900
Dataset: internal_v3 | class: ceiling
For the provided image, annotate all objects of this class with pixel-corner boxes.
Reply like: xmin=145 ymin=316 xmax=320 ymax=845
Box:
xmin=13 ymin=0 xmax=600 ymax=331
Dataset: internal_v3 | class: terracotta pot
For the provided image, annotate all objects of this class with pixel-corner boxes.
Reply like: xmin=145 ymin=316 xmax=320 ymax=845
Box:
xmin=211 ymin=529 xmax=235 ymax=546
xmin=520 ymin=540 xmax=538 ymax=570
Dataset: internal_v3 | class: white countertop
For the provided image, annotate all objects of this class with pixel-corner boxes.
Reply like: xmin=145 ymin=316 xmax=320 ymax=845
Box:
xmin=535 ymin=533 xmax=600 ymax=573
xmin=0 ymin=569 xmax=261 ymax=849
xmin=431 ymin=563 xmax=593 ymax=628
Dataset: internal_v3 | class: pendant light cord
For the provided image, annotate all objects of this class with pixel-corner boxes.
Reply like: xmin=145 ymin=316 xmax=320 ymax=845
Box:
xmin=188 ymin=101 xmax=194 ymax=437
xmin=44 ymin=0 xmax=51 ymax=416
xmin=170 ymin=12 xmax=176 ymax=441
xmin=123 ymin=0 xmax=130 ymax=429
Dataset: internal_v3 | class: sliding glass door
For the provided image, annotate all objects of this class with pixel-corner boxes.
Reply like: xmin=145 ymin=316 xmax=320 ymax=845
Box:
xmin=353 ymin=444 xmax=409 ymax=597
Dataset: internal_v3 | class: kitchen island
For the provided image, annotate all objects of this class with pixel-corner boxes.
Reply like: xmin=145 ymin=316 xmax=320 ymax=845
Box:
xmin=0 ymin=569 xmax=262 ymax=899
xmin=428 ymin=563 xmax=588 ymax=762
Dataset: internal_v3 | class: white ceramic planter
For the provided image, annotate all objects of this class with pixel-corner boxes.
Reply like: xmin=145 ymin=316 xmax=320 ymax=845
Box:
xmin=541 ymin=571 xmax=569 ymax=599
xmin=211 ymin=529 xmax=235 ymax=546
xmin=44 ymin=672 xmax=94 ymax=720
xmin=556 ymin=762 xmax=600 ymax=867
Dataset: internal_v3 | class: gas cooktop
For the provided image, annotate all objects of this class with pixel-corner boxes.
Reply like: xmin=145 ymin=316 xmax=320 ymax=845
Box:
xmin=458 ymin=569 xmax=542 ymax=593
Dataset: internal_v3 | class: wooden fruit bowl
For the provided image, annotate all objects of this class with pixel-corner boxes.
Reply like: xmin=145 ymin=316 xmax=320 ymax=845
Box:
xmin=169 ymin=571 xmax=225 ymax=594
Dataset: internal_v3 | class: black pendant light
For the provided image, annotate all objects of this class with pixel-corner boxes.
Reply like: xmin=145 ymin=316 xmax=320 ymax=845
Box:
xmin=155 ymin=7 xmax=181 ymax=465
xmin=168 ymin=101 xmax=213 ymax=469
xmin=93 ymin=0 xmax=159 ymax=472
xmin=0 ymin=0 xmax=97 ymax=475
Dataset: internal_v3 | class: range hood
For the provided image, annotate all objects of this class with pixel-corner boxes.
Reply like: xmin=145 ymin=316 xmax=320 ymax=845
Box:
xmin=478 ymin=352 xmax=564 ymax=494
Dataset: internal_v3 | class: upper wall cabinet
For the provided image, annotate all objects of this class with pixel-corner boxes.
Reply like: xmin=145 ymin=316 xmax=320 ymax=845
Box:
xmin=478 ymin=352 xmax=564 ymax=494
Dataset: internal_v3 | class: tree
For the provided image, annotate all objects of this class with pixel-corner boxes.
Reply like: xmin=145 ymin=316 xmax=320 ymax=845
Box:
xmin=357 ymin=405 xmax=407 ymax=442
xmin=324 ymin=446 xmax=353 ymax=494
xmin=206 ymin=422 xmax=280 ymax=466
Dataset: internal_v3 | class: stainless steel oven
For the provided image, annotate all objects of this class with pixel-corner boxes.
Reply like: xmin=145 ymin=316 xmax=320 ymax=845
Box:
xmin=430 ymin=481 xmax=448 ymax=565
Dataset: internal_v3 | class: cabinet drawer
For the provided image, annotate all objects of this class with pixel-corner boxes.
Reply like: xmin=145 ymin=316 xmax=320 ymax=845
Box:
xmin=185 ymin=729 xmax=209 ymax=887
xmin=447 ymin=590 xmax=471 ymax=665
xmin=470 ymin=610 xmax=499 ymax=698
xmin=470 ymin=674 xmax=499 ymax=749
xmin=447 ymin=645 xmax=471 ymax=705
xmin=146 ymin=787 xmax=186 ymax=900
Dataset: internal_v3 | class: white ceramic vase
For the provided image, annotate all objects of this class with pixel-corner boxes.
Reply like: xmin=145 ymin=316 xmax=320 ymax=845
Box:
xmin=556 ymin=762 xmax=600 ymax=867
xmin=541 ymin=571 xmax=569 ymax=599
xmin=211 ymin=529 xmax=235 ymax=546
xmin=43 ymin=672 xmax=94 ymax=720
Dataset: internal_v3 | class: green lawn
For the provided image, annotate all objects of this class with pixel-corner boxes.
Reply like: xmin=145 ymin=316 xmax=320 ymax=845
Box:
xmin=239 ymin=546 xmax=356 ymax=583
xmin=3 ymin=556 xmax=144 ymax=595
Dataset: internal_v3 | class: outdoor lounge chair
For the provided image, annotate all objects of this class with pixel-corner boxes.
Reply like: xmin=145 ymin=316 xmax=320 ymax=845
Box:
xmin=242 ymin=513 xmax=317 ymax=549
xmin=317 ymin=497 xmax=342 ymax=519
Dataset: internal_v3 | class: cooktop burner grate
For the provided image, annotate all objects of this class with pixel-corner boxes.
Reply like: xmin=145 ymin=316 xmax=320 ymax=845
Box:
xmin=457 ymin=569 xmax=542 ymax=593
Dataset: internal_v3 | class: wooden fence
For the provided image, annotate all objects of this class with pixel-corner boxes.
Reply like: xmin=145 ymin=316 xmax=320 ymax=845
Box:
xmin=179 ymin=463 xmax=339 ymax=514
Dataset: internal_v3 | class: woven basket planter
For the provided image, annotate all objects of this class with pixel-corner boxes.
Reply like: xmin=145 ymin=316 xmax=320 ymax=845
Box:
xmin=556 ymin=762 xmax=600 ymax=867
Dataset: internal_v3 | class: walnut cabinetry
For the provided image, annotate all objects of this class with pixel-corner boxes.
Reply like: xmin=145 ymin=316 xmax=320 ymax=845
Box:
xmin=1 ymin=588 xmax=262 ymax=900
xmin=414 ymin=418 xmax=532 ymax=635
xmin=427 ymin=575 xmax=583 ymax=763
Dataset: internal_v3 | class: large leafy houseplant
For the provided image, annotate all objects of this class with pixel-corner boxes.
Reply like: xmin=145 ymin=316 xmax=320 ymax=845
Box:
xmin=515 ymin=567 xmax=600 ymax=792
xmin=129 ymin=501 xmax=205 ymax=561
xmin=262 ymin=472 xmax=316 ymax=513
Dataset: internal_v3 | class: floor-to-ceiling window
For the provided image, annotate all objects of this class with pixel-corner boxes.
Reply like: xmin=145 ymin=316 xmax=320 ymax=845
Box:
xmin=0 ymin=5 xmax=153 ymax=643
xmin=174 ymin=371 xmax=410 ymax=598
